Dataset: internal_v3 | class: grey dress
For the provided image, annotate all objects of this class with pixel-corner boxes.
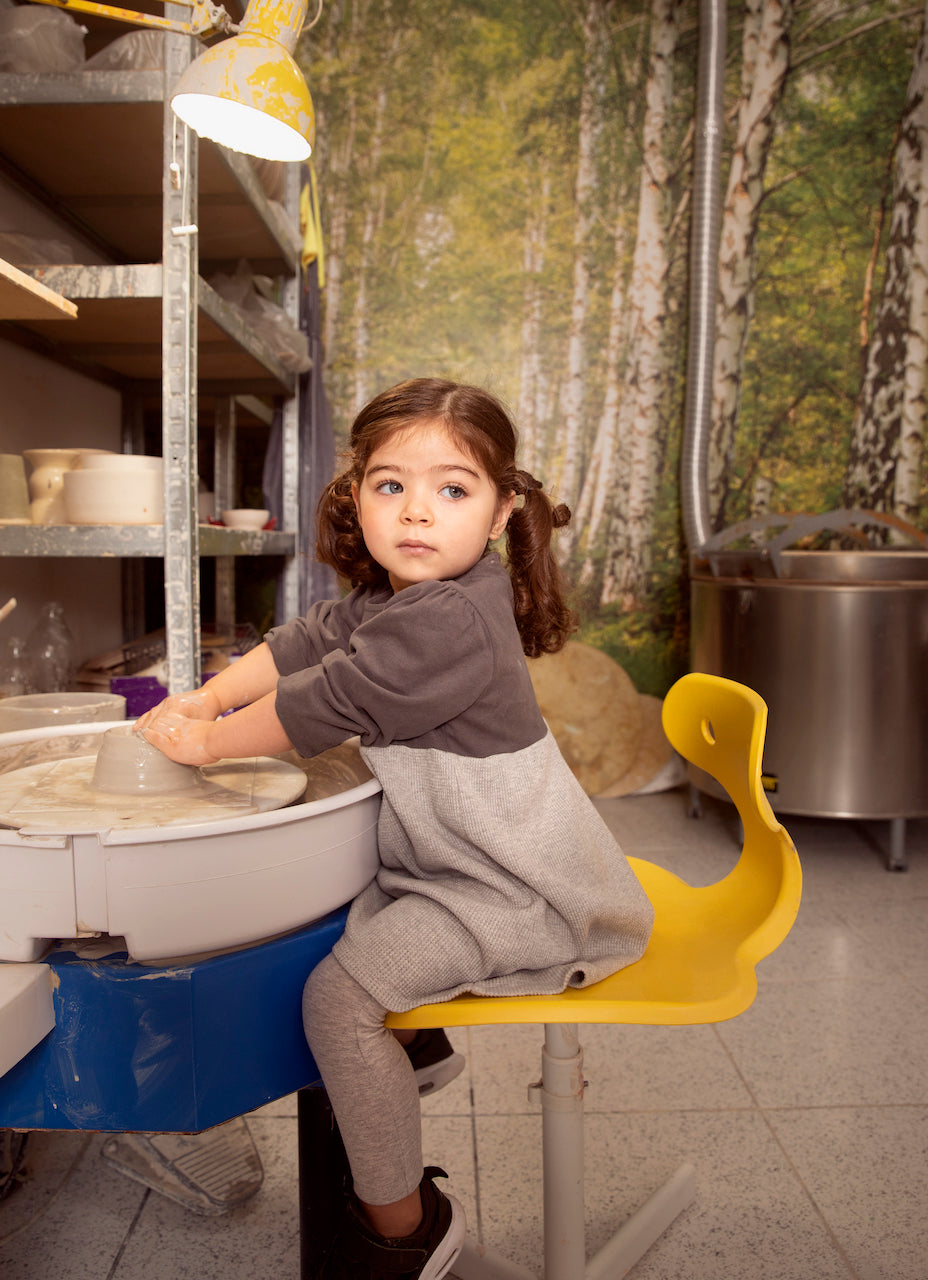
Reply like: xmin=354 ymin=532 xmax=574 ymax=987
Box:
xmin=267 ymin=553 xmax=654 ymax=1013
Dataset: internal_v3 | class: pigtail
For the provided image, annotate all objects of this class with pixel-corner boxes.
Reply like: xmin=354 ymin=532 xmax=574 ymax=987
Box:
xmin=503 ymin=469 xmax=577 ymax=658
xmin=315 ymin=472 xmax=387 ymax=587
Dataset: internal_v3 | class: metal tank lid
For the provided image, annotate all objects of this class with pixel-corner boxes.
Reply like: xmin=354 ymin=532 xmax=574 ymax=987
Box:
xmin=690 ymin=509 xmax=928 ymax=582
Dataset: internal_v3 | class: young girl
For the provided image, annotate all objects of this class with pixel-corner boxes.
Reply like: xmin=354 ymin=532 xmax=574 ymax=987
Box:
xmin=140 ymin=378 xmax=654 ymax=1280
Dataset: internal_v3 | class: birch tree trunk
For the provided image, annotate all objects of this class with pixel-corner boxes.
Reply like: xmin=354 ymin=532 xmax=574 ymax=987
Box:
xmin=556 ymin=0 xmax=609 ymax=513
xmin=600 ymin=0 xmax=681 ymax=609
xmin=517 ymin=169 xmax=551 ymax=476
xmin=351 ymin=72 xmax=390 ymax=416
xmin=317 ymin=0 xmax=363 ymax=371
xmin=575 ymin=212 xmax=630 ymax=581
xmin=708 ymin=0 xmax=794 ymax=529
xmin=843 ymin=0 xmax=928 ymax=523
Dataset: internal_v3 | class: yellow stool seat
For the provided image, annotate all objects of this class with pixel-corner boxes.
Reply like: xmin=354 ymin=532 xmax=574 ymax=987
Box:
xmin=387 ymin=673 xmax=802 ymax=1280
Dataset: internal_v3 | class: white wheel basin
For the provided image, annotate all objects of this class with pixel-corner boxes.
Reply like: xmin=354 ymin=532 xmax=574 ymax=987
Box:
xmin=0 ymin=723 xmax=381 ymax=963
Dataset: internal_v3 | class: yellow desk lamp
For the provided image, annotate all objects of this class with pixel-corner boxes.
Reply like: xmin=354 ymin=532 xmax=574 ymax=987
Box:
xmin=31 ymin=0 xmax=315 ymax=161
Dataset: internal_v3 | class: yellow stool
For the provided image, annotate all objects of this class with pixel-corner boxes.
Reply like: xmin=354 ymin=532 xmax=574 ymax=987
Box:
xmin=387 ymin=672 xmax=802 ymax=1280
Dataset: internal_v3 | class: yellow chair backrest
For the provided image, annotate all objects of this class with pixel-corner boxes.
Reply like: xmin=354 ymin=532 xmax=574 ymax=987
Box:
xmin=660 ymin=672 xmax=802 ymax=974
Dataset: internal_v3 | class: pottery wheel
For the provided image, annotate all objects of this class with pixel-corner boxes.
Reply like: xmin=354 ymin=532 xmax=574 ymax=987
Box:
xmin=0 ymin=755 xmax=308 ymax=834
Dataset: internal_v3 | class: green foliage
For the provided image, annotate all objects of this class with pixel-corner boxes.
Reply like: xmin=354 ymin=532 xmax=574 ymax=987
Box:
xmin=575 ymin=546 xmax=690 ymax=698
xmin=730 ymin=5 xmax=922 ymax=525
xmin=578 ymin=599 xmax=689 ymax=699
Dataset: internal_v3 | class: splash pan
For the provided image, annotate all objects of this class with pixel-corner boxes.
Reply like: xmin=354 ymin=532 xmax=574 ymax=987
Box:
xmin=0 ymin=754 xmax=307 ymax=834
xmin=0 ymin=724 xmax=382 ymax=963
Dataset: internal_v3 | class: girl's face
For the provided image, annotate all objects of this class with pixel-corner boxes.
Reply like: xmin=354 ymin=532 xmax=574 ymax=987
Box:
xmin=351 ymin=420 xmax=514 ymax=593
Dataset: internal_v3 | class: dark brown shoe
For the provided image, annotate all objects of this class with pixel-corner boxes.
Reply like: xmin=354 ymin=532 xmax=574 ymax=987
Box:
xmin=320 ymin=1166 xmax=464 ymax=1280
xmin=403 ymin=1029 xmax=465 ymax=1096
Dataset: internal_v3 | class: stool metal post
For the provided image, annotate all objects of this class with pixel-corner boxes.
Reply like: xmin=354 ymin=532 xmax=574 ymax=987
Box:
xmin=537 ymin=1024 xmax=586 ymax=1280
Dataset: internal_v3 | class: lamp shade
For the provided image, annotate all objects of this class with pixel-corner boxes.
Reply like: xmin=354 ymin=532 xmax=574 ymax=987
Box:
xmin=171 ymin=30 xmax=314 ymax=162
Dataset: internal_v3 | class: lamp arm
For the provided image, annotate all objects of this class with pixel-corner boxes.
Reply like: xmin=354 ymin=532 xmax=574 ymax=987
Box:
xmin=28 ymin=0 xmax=238 ymax=39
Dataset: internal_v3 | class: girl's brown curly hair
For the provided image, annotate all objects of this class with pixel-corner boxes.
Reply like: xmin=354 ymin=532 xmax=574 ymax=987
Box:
xmin=315 ymin=378 xmax=576 ymax=657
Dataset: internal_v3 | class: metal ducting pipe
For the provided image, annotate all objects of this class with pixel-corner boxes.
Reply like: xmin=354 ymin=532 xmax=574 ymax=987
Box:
xmin=680 ymin=0 xmax=726 ymax=553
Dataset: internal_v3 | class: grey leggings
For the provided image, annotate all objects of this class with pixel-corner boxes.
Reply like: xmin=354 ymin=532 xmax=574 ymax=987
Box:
xmin=302 ymin=952 xmax=423 ymax=1205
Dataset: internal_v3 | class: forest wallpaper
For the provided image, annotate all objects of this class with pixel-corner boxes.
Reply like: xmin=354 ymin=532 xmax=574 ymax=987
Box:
xmin=297 ymin=0 xmax=928 ymax=695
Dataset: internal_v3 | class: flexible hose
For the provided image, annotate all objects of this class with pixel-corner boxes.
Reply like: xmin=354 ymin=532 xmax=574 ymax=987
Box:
xmin=680 ymin=0 xmax=726 ymax=553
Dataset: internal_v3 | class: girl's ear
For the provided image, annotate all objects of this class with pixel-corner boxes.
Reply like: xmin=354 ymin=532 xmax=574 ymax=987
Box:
xmin=489 ymin=491 xmax=516 ymax=541
xmin=351 ymin=481 xmax=360 ymax=512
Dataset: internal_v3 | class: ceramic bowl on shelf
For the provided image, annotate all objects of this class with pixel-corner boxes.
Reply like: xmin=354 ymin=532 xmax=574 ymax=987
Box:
xmin=63 ymin=466 xmax=163 ymax=524
xmin=222 ymin=508 xmax=270 ymax=531
xmin=0 ymin=692 xmax=126 ymax=733
xmin=80 ymin=454 xmax=163 ymax=472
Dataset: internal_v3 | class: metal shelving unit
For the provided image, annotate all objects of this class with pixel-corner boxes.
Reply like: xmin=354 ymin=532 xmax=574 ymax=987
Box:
xmin=0 ymin=25 xmax=304 ymax=691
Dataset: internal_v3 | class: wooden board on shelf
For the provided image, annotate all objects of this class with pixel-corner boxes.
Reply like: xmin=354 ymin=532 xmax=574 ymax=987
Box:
xmin=10 ymin=265 xmax=296 ymax=394
xmin=0 ymin=257 xmax=77 ymax=321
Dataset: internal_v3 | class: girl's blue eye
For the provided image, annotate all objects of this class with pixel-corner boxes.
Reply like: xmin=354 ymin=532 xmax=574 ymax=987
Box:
xmin=440 ymin=484 xmax=467 ymax=500
xmin=376 ymin=480 xmax=403 ymax=495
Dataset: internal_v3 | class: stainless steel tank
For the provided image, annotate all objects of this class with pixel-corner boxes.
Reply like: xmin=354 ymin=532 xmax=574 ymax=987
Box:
xmin=690 ymin=548 xmax=928 ymax=819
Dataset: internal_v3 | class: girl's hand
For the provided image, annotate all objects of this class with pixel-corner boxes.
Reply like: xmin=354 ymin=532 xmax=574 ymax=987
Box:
xmin=141 ymin=712 xmax=222 ymax=766
xmin=136 ymin=685 xmax=221 ymax=732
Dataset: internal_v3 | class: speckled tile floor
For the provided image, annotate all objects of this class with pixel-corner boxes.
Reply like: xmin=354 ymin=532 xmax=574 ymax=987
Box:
xmin=1 ymin=789 xmax=926 ymax=1280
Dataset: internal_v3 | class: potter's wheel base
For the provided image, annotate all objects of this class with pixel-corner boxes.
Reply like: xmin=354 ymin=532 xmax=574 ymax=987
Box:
xmin=100 ymin=1117 xmax=263 ymax=1214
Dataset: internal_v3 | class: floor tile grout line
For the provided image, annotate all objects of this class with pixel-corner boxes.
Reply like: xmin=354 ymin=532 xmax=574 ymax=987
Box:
xmin=758 ymin=1109 xmax=862 ymax=1280
xmin=713 ymin=1023 xmax=863 ymax=1280
xmin=105 ymin=1186 xmax=150 ymax=1280
xmin=465 ymin=1029 xmax=485 ymax=1245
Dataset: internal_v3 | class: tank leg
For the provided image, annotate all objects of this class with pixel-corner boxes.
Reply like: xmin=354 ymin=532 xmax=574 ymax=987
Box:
xmin=888 ymin=817 xmax=908 ymax=872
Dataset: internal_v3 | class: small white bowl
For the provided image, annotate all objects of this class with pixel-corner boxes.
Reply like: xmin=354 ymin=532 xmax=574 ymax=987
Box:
xmin=63 ymin=467 xmax=163 ymax=524
xmin=222 ymin=508 xmax=269 ymax=531
xmin=81 ymin=454 xmax=163 ymax=472
xmin=0 ymin=692 xmax=126 ymax=733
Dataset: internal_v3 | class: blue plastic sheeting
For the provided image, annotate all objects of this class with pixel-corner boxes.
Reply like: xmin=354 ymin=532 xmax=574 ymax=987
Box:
xmin=0 ymin=908 xmax=347 ymax=1133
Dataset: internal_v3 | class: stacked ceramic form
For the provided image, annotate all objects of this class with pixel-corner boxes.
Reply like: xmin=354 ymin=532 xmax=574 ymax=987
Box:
xmin=0 ymin=454 xmax=32 ymax=524
xmin=61 ymin=452 xmax=164 ymax=524
xmin=23 ymin=448 xmax=83 ymax=524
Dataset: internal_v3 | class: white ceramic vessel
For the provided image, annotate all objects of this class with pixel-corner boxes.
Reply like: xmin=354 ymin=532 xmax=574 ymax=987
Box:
xmin=24 ymin=448 xmax=82 ymax=524
xmin=0 ymin=722 xmax=381 ymax=963
xmin=222 ymin=508 xmax=270 ymax=530
xmin=0 ymin=453 xmax=31 ymax=523
xmin=80 ymin=453 xmax=163 ymax=472
xmin=63 ymin=466 xmax=163 ymax=524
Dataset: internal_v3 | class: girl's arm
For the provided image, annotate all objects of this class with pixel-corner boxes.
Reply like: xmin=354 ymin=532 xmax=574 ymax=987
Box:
xmin=142 ymin=689 xmax=293 ymax=765
xmin=199 ymin=642 xmax=281 ymax=714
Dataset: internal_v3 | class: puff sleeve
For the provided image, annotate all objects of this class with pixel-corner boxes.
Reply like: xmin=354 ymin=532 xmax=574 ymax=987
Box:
xmin=271 ymin=579 xmax=495 ymax=759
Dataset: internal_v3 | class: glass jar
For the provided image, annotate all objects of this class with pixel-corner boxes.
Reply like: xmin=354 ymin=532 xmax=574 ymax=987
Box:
xmin=0 ymin=635 xmax=33 ymax=698
xmin=27 ymin=602 xmax=76 ymax=692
